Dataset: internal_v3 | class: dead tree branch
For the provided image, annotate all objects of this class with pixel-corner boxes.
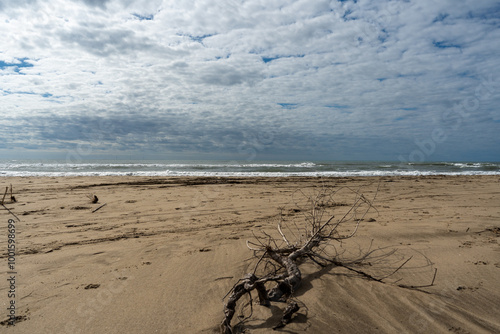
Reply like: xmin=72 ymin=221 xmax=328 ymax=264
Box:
xmin=1 ymin=186 xmax=7 ymax=205
xmin=220 ymin=182 xmax=436 ymax=333
xmin=221 ymin=183 xmax=386 ymax=333
xmin=10 ymin=184 xmax=16 ymax=203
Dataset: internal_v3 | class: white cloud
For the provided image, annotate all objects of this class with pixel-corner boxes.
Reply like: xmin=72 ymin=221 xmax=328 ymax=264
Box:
xmin=0 ymin=0 xmax=499 ymax=161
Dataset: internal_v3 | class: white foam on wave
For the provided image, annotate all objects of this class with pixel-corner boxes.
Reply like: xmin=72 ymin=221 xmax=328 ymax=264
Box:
xmin=0 ymin=162 xmax=318 ymax=170
xmin=1 ymin=160 xmax=499 ymax=177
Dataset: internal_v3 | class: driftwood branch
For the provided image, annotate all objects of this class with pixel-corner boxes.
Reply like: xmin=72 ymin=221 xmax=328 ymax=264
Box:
xmin=220 ymin=182 xmax=435 ymax=333
xmin=2 ymin=185 xmax=17 ymax=204
xmin=92 ymin=203 xmax=107 ymax=213
xmin=1 ymin=203 xmax=20 ymax=222
xmin=273 ymin=301 xmax=300 ymax=330
xmin=1 ymin=186 xmax=7 ymax=205
xmin=221 ymin=184 xmax=382 ymax=333
xmin=10 ymin=184 xmax=16 ymax=202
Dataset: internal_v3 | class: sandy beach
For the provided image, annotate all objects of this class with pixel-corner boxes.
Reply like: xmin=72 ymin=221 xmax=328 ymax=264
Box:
xmin=1 ymin=175 xmax=499 ymax=333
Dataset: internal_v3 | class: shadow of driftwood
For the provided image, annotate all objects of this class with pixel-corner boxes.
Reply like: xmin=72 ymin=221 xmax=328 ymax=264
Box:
xmin=234 ymin=243 xmax=435 ymax=332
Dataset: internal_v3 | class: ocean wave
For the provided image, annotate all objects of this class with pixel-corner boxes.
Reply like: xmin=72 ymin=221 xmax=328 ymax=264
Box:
xmin=1 ymin=160 xmax=499 ymax=177
xmin=413 ymin=162 xmax=499 ymax=168
xmin=2 ymin=170 xmax=500 ymax=177
xmin=0 ymin=162 xmax=317 ymax=170
xmin=447 ymin=162 xmax=498 ymax=168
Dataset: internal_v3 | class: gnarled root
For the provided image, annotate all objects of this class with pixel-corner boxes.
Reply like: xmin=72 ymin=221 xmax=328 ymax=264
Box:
xmin=221 ymin=273 xmax=269 ymax=334
xmin=221 ymin=247 xmax=304 ymax=333
xmin=273 ymin=301 xmax=300 ymax=330
xmin=267 ymin=247 xmax=302 ymax=302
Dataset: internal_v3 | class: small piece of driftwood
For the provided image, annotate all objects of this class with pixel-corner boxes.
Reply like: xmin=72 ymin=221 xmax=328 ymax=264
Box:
xmin=1 ymin=186 xmax=7 ymax=204
xmin=92 ymin=203 xmax=107 ymax=213
xmin=1 ymin=203 xmax=20 ymax=222
xmin=10 ymin=184 xmax=16 ymax=202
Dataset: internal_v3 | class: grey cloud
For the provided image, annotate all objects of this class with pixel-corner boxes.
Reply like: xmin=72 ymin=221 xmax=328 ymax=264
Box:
xmin=197 ymin=62 xmax=263 ymax=86
xmin=2 ymin=109 xmax=266 ymax=153
xmin=78 ymin=0 xmax=112 ymax=9
xmin=58 ymin=26 xmax=156 ymax=57
xmin=0 ymin=0 xmax=38 ymax=11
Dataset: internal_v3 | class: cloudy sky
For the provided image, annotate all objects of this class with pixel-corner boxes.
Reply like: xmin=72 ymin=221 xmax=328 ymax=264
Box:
xmin=1 ymin=0 xmax=499 ymax=162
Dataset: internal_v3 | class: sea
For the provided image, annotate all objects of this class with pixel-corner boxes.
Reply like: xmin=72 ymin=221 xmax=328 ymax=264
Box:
xmin=1 ymin=160 xmax=499 ymax=177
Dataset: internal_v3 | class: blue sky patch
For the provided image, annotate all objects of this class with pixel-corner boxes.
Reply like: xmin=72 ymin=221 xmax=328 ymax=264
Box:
xmin=0 ymin=57 xmax=34 ymax=73
xmin=4 ymin=90 xmax=36 ymax=95
xmin=342 ymin=9 xmax=355 ymax=21
xmin=262 ymin=57 xmax=279 ymax=63
xmin=132 ymin=13 xmax=154 ymax=21
xmin=188 ymin=34 xmax=214 ymax=43
xmin=278 ymin=103 xmax=298 ymax=109
xmin=432 ymin=13 xmax=449 ymax=23
xmin=433 ymin=40 xmax=462 ymax=49
xmin=262 ymin=54 xmax=305 ymax=63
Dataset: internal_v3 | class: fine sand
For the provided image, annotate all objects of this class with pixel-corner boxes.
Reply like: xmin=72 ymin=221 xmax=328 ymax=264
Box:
xmin=1 ymin=175 xmax=499 ymax=333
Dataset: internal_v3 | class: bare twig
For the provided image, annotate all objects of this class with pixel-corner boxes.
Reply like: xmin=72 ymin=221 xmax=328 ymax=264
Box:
xmin=1 ymin=203 xmax=20 ymax=222
xmin=277 ymin=221 xmax=291 ymax=247
xmin=398 ymin=268 xmax=438 ymax=289
xmin=378 ymin=256 xmax=413 ymax=281
xmin=92 ymin=203 xmax=107 ymax=213
xmin=10 ymin=184 xmax=16 ymax=202
xmin=1 ymin=186 xmax=8 ymax=204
